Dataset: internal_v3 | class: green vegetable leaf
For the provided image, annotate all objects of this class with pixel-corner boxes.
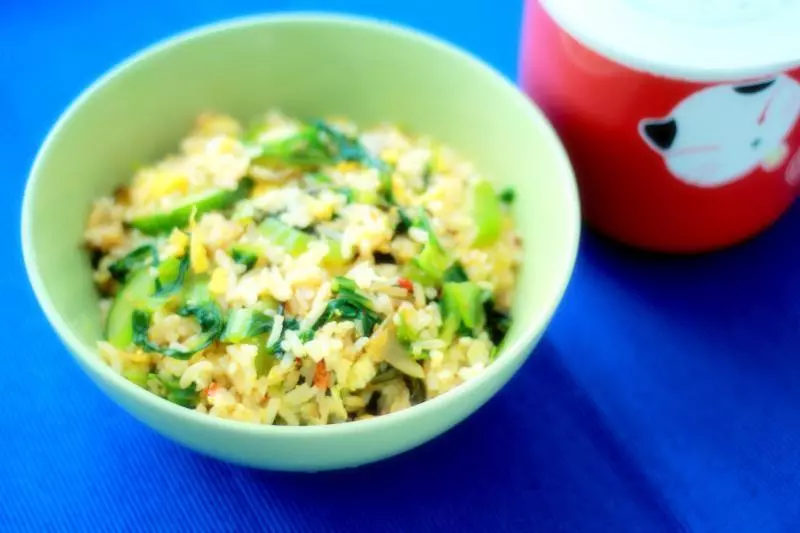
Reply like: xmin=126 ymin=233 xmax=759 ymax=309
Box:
xmin=249 ymin=126 xmax=333 ymax=168
xmin=331 ymin=276 xmax=370 ymax=306
xmin=304 ymin=172 xmax=333 ymax=187
xmin=402 ymin=210 xmax=452 ymax=285
xmin=149 ymin=373 xmax=200 ymax=408
xmin=132 ymin=301 xmax=224 ymax=360
xmin=305 ymin=277 xmax=385 ymax=338
xmin=396 ymin=313 xmax=415 ymax=349
xmin=312 ymin=120 xmax=395 ymax=205
xmin=254 ymin=346 xmax=278 ymax=377
xmin=221 ymin=308 xmax=274 ymax=343
xmin=443 ymin=262 xmax=469 ymax=283
xmin=312 ymin=120 xmax=380 ymax=167
xmin=108 ymin=244 xmax=159 ymax=282
xmin=439 ymin=281 xmax=486 ymax=342
xmin=153 ymin=251 xmax=190 ymax=297
xmin=394 ymin=208 xmax=413 ymax=235
xmin=230 ymin=246 xmax=259 ymax=271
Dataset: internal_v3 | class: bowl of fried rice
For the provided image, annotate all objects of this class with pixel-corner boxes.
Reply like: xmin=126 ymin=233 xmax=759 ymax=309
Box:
xmin=22 ymin=13 xmax=580 ymax=471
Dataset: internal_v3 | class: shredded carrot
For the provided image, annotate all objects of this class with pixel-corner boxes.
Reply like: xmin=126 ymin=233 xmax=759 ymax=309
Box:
xmin=313 ymin=360 xmax=330 ymax=389
xmin=205 ymin=382 xmax=218 ymax=396
xmin=397 ymin=277 xmax=414 ymax=291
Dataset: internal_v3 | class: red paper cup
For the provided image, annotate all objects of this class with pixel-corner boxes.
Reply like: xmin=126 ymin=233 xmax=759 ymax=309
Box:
xmin=520 ymin=0 xmax=800 ymax=252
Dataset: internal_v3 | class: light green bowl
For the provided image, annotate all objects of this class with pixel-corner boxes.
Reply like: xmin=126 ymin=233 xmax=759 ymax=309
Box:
xmin=22 ymin=13 xmax=580 ymax=471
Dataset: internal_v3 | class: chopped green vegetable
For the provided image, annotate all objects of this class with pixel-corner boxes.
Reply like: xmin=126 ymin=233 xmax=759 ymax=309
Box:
xmin=499 ymin=187 xmax=516 ymax=205
xmin=153 ymin=253 xmax=190 ymax=297
xmin=259 ymin=217 xmax=314 ymax=256
xmin=258 ymin=306 xmax=300 ymax=362
xmin=306 ymin=276 xmax=384 ymax=338
xmin=312 ymin=120 xmax=395 ymax=204
xmin=129 ymin=178 xmax=253 ymax=235
xmin=331 ymin=277 xmax=370 ymax=307
xmin=443 ymin=262 xmax=469 ymax=283
xmin=108 ymin=244 xmax=159 ymax=282
xmin=279 ymin=304 xmax=301 ymax=332
xmin=305 ymin=173 xmax=333 ymax=187
xmin=249 ymin=126 xmax=333 ymax=168
xmin=472 ymin=179 xmax=502 ymax=246
xmin=184 ymin=275 xmax=211 ymax=305
xmin=451 ymin=283 xmax=484 ymax=330
xmin=149 ymin=373 xmax=200 ymax=408
xmin=221 ymin=308 xmax=274 ymax=343
xmin=394 ymin=208 xmax=413 ymax=235
xmin=219 ymin=307 xmax=278 ymax=376
xmin=254 ymin=346 xmax=278 ymax=377
xmin=336 ymin=187 xmax=355 ymax=204
xmin=337 ymin=187 xmax=381 ymax=205
xmin=408 ymin=213 xmax=451 ymax=284
xmin=396 ymin=313 xmax=415 ymax=348
xmin=440 ymin=281 xmax=486 ymax=342
xmin=259 ymin=217 xmax=347 ymax=266
xmin=106 ymin=261 xmax=178 ymax=349
xmin=251 ymin=120 xmax=386 ymax=174
xmin=132 ymin=301 xmax=224 ymax=360
xmin=122 ymin=366 xmax=150 ymax=388
xmin=230 ymin=200 xmax=259 ymax=224
xmin=312 ymin=120 xmax=381 ymax=167
xmin=230 ymin=244 xmax=260 ymax=270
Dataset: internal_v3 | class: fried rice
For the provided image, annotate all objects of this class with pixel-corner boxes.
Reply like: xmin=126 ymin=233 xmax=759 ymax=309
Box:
xmin=84 ymin=110 xmax=521 ymax=426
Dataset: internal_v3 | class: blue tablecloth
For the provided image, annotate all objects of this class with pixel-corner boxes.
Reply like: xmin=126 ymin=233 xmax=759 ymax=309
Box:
xmin=3 ymin=1 xmax=800 ymax=531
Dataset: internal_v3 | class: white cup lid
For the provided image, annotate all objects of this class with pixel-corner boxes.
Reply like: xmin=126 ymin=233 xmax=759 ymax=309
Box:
xmin=540 ymin=0 xmax=800 ymax=81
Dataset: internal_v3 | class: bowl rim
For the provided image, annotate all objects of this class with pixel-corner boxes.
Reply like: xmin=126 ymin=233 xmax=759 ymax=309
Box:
xmin=21 ymin=11 xmax=581 ymax=438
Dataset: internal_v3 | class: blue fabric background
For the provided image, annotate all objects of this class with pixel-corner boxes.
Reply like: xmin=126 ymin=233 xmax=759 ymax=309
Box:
xmin=3 ymin=1 xmax=800 ymax=531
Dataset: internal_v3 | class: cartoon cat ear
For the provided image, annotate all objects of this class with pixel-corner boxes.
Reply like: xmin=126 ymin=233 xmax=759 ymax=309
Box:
xmin=639 ymin=118 xmax=677 ymax=152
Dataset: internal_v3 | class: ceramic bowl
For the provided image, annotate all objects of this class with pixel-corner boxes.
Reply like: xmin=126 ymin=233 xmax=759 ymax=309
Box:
xmin=22 ymin=13 xmax=580 ymax=471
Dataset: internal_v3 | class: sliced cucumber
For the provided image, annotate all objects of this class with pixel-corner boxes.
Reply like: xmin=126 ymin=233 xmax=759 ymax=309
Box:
xmin=129 ymin=178 xmax=253 ymax=235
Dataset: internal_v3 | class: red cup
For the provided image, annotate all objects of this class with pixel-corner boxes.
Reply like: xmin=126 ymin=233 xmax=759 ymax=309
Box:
xmin=519 ymin=0 xmax=800 ymax=252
